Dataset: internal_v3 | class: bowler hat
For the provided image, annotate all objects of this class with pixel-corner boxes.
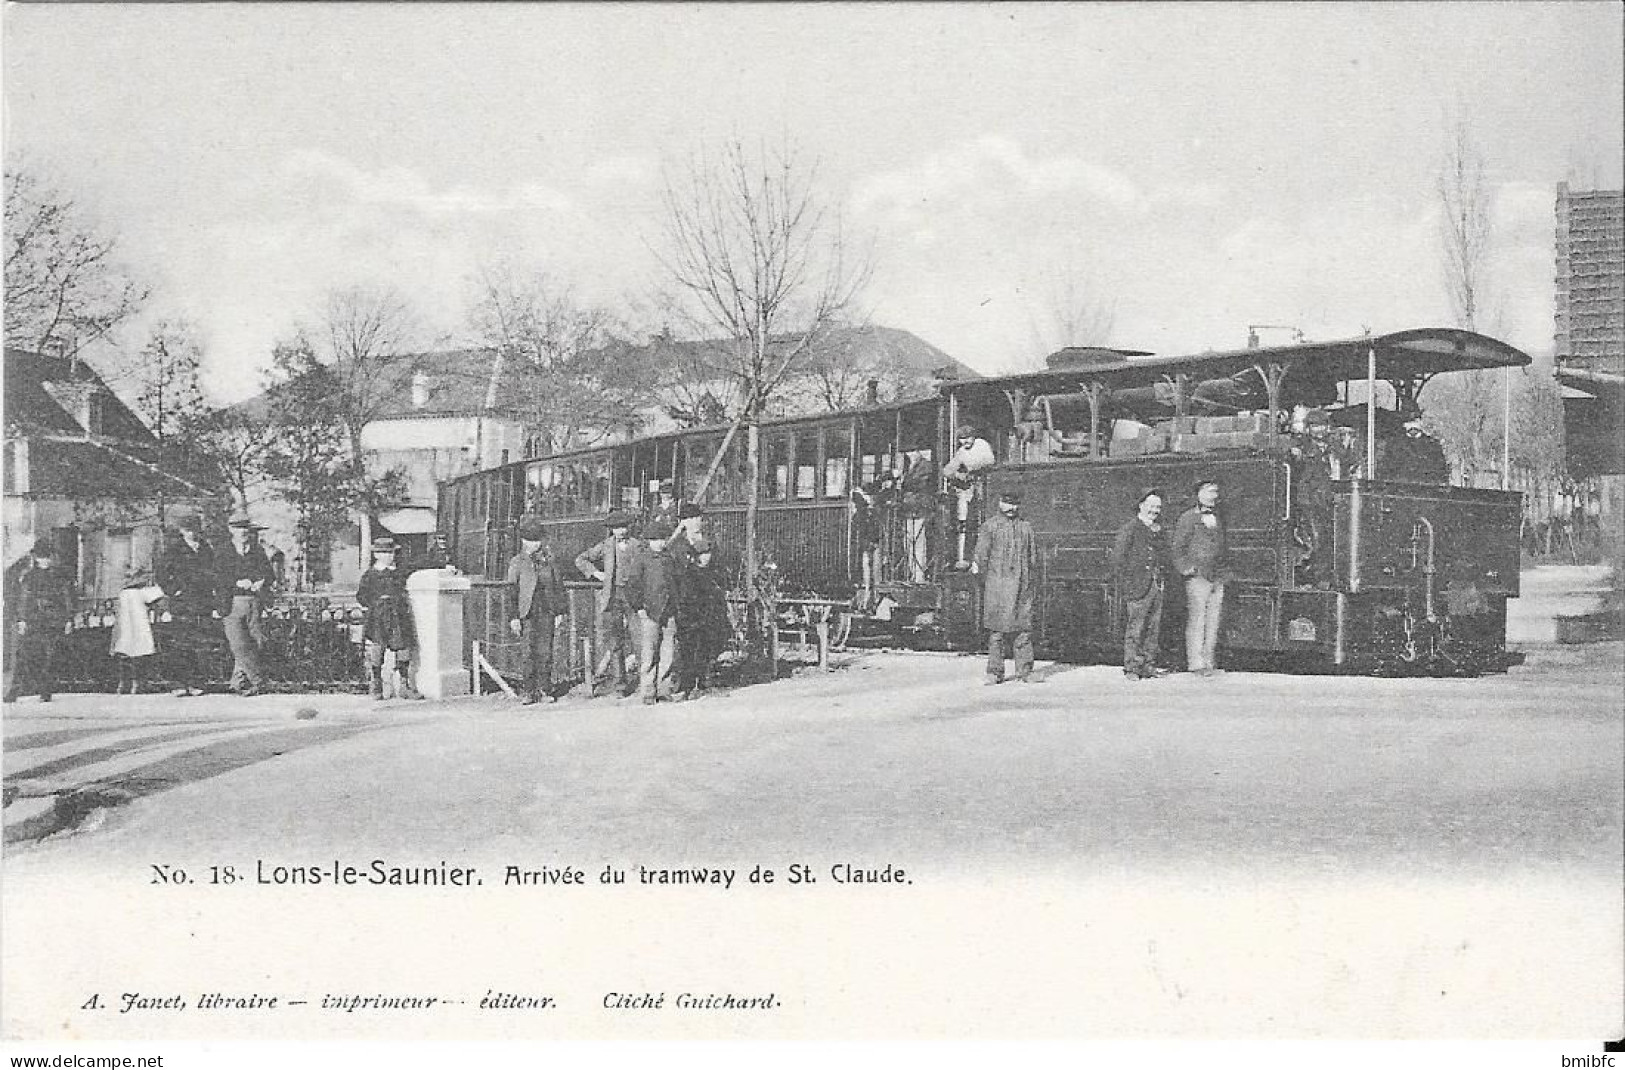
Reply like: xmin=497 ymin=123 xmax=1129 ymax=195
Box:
xmin=371 ymin=536 xmax=398 ymax=554
xmin=678 ymin=502 xmax=703 ymax=520
xmin=1194 ymin=476 xmax=1220 ymax=493
xmin=28 ymin=538 xmax=54 ymax=558
xmin=516 ymin=514 xmax=547 ymax=540
xmin=605 ymin=512 xmax=631 ymax=529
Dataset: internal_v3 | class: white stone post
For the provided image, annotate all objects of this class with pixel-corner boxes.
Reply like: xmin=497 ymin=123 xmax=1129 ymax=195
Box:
xmin=407 ymin=568 xmax=473 ymax=700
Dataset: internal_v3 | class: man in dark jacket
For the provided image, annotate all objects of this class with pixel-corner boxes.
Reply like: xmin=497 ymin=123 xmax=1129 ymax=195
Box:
xmin=157 ymin=513 xmax=217 ymax=696
xmin=218 ymin=513 xmax=275 ymax=695
xmin=357 ymin=536 xmax=422 ymax=701
xmin=971 ymin=488 xmax=1039 ymax=685
xmin=4 ymin=539 xmax=75 ymax=703
xmin=675 ymin=535 xmax=730 ymax=698
xmin=1171 ymin=477 xmax=1230 ymax=676
xmin=505 ymin=515 xmax=570 ymax=705
xmin=575 ymin=514 xmax=643 ymax=697
xmin=1112 ymin=488 xmax=1170 ymax=680
xmin=625 ymin=533 xmax=682 ymax=705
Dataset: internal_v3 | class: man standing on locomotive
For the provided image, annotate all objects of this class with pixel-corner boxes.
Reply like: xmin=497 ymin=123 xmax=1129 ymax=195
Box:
xmin=1172 ymin=477 xmax=1230 ymax=676
xmin=506 ymin=514 xmax=569 ymax=705
xmin=942 ymin=424 xmax=996 ymax=567
xmin=970 ymin=488 xmax=1039 ymax=685
xmin=1112 ymin=489 xmax=1171 ymax=680
xmin=575 ymin=513 xmax=643 ymax=698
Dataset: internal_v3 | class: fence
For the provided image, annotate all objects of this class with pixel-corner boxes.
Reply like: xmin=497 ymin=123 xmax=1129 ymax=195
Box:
xmin=42 ymin=595 xmax=369 ymax=694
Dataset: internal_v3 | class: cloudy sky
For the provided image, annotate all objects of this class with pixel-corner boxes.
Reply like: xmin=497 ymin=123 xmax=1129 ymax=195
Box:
xmin=5 ymin=3 xmax=1622 ymax=400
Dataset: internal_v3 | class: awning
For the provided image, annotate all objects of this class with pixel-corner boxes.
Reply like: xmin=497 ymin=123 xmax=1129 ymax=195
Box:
xmin=377 ymin=507 xmax=438 ymax=535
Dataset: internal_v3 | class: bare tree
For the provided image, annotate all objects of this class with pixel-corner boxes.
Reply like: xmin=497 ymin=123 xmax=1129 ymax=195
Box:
xmin=1022 ymin=252 xmax=1116 ymax=365
xmin=466 ymin=258 xmax=645 ymax=452
xmin=4 ymin=162 xmax=147 ymax=357
xmin=652 ymin=137 xmax=870 ymax=599
xmin=1423 ymin=118 xmax=1511 ymax=488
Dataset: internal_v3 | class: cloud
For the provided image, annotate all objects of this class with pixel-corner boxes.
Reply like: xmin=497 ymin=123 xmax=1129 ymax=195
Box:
xmin=851 ymin=136 xmax=1145 ymax=231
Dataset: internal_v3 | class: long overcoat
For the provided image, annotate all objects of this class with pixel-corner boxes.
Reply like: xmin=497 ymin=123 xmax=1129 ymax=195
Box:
xmin=972 ymin=513 xmax=1038 ymax=632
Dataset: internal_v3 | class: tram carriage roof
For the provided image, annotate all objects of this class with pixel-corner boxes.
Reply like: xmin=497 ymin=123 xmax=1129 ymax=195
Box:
xmin=972 ymin=328 xmax=1531 ymax=396
xmin=443 ymin=328 xmax=1533 ymax=481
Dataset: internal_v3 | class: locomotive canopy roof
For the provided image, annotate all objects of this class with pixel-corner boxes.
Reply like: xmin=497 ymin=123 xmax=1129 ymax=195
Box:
xmin=982 ymin=328 xmax=1532 ymax=395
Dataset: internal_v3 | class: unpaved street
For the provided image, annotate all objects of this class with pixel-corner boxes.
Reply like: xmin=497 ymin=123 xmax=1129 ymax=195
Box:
xmin=4 ymin=640 xmax=1620 ymax=1040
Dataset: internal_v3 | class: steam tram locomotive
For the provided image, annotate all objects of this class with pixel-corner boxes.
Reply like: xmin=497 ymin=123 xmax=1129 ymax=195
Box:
xmin=437 ymin=328 xmax=1529 ymax=675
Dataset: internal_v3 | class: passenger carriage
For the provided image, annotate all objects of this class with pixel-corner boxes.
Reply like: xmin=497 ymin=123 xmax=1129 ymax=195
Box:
xmin=438 ymin=328 xmax=1529 ymax=676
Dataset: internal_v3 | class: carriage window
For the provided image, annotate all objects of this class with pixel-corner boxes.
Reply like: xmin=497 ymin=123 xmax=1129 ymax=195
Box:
xmin=685 ymin=438 xmax=718 ymax=503
xmin=823 ymin=431 xmax=850 ymax=498
xmin=721 ymin=433 xmax=747 ymax=505
xmin=765 ymin=436 xmax=791 ymax=501
xmin=794 ymin=432 xmax=818 ymax=500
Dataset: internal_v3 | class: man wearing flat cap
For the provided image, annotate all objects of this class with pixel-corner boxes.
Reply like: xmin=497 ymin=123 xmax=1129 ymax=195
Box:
xmin=3 ymin=538 xmax=74 ymax=703
xmin=575 ymin=512 xmax=645 ymax=697
xmin=971 ymin=488 xmax=1038 ymax=685
xmin=218 ymin=512 xmax=274 ymax=695
xmin=506 ymin=515 xmax=569 ymax=705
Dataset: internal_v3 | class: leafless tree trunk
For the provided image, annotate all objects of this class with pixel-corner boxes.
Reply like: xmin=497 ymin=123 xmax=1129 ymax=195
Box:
xmin=652 ymin=138 xmax=871 ymax=600
xmin=1424 ymin=117 xmax=1512 ymax=488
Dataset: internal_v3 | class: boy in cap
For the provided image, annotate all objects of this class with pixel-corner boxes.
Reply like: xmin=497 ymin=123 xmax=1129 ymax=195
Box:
xmin=357 ymin=536 xmax=422 ymax=700
xmin=575 ymin=513 xmax=644 ymax=697
xmin=970 ymin=488 xmax=1038 ymax=685
xmin=3 ymin=538 xmax=75 ymax=703
xmin=506 ymin=514 xmax=569 ymax=704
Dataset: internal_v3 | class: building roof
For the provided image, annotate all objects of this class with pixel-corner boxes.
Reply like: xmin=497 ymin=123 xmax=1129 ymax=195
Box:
xmin=238 ymin=325 xmax=976 ymax=426
xmin=3 ymin=347 xmax=156 ymax=442
xmin=19 ymin=437 xmax=211 ymax=500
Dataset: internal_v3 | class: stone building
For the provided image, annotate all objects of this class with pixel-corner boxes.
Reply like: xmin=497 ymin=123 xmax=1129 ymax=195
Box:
xmin=3 ymin=346 xmax=216 ymax=599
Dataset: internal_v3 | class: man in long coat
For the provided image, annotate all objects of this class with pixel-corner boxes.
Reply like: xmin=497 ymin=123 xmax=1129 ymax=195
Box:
xmin=3 ymin=539 xmax=74 ymax=703
xmin=971 ymin=488 xmax=1039 ymax=685
xmin=506 ymin=514 xmax=570 ymax=705
xmin=1111 ymin=488 xmax=1170 ymax=679
xmin=157 ymin=513 xmax=217 ymax=696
